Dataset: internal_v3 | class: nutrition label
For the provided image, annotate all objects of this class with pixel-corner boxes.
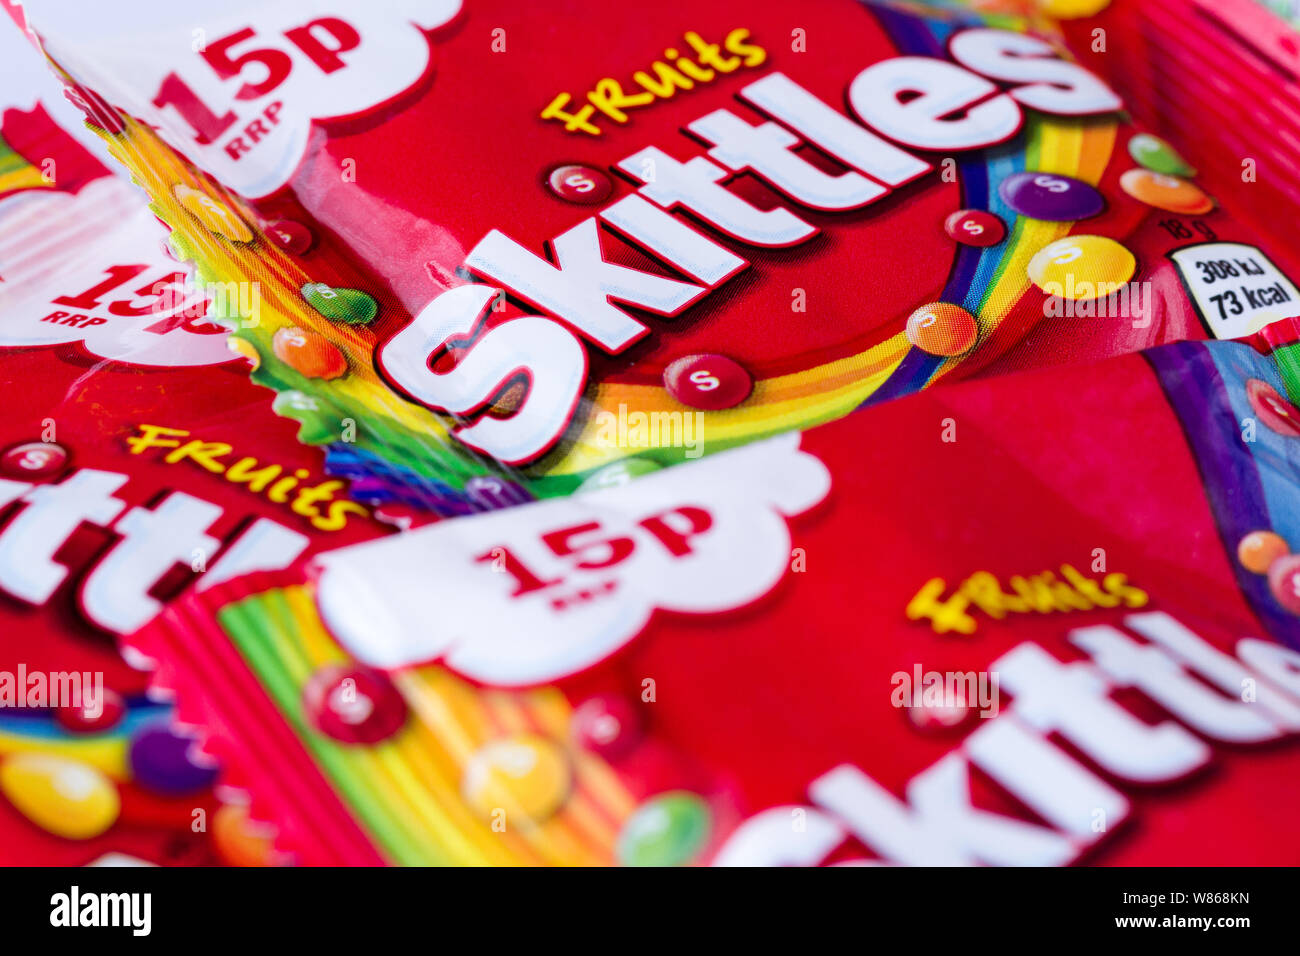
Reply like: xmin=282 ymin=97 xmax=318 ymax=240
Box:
xmin=1169 ymin=242 xmax=1300 ymax=339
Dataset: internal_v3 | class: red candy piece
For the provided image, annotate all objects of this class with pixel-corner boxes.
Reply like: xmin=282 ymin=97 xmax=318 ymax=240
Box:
xmin=907 ymin=700 xmax=972 ymax=733
xmin=944 ymin=209 xmax=1006 ymax=247
xmin=0 ymin=441 xmax=69 ymax=479
xmin=267 ymin=219 xmax=315 ymax=255
xmin=302 ymin=664 xmax=408 ymax=744
xmin=1246 ymin=378 xmax=1300 ymax=437
xmin=272 ymin=327 xmax=348 ymax=380
xmin=664 ymin=354 xmax=753 ymax=410
xmin=571 ymin=694 xmax=641 ymax=758
xmin=55 ymin=688 xmax=126 ymax=733
xmin=547 ymin=164 xmax=613 ymax=204
xmin=1268 ymin=554 xmax=1300 ymax=616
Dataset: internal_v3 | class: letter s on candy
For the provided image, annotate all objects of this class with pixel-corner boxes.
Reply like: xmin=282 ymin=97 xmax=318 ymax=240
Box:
xmin=378 ymin=285 xmax=588 ymax=465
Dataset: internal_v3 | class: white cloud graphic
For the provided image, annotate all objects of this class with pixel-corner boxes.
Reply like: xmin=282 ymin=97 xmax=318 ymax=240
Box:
xmin=25 ymin=0 xmax=462 ymax=197
xmin=0 ymin=176 xmax=231 ymax=366
xmin=316 ymin=433 xmax=831 ymax=686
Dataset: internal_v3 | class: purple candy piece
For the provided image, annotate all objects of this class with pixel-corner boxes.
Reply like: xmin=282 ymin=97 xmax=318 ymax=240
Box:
xmin=998 ymin=171 xmax=1105 ymax=222
xmin=129 ymin=726 xmax=218 ymax=795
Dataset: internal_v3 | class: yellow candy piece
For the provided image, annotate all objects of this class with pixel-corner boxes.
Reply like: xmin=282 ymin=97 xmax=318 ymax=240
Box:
xmin=1028 ymin=235 xmax=1137 ymax=301
xmin=172 ymin=184 xmax=253 ymax=243
xmin=1038 ymin=0 xmax=1112 ymax=18
xmin=461 ymin=733 xmax=572 ymax=826
xmin=0 ymin=754 xmax=120 ymax=839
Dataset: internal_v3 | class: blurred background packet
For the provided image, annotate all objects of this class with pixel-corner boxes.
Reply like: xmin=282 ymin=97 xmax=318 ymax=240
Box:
xmin=135 ymin=333 xmax=1300 ymax=865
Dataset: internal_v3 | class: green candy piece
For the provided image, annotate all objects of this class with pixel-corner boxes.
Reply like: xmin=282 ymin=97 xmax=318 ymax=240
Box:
xmin=578 ymin=457 xmax=663 ymax=493
xmin=272 ymin=389 xmax=341 ymax=445
xmin=1127 ymin=134 xmax=1195 ymax=178
xmin=301 ymin=282 xmax=378 ymax=325
xmin=1275 ymin=342 xmax=1300 ymax=405
xmin=616 ymin=792 xmax=711 ymax=867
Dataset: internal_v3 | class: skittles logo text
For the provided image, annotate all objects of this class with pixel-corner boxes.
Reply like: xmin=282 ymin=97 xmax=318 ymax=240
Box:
xmin=717 ymin=612 xmax=1300 ymax=866
xmin=379 ymin=29 xmax=1123 ymax=465
xmin=0 ymin=458 xmax=310 ymax=635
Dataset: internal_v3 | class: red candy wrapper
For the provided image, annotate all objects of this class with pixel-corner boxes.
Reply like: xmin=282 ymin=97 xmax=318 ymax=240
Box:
xmin=134 ymin=329 xmax=1300 ymax=865
xmin=10 ymin=0 xmax=1300 ymax=868
xmin=14 ymin=0 xmax=1300 ymax=516
xmin=0 ymin=19 xmax=386 ymax=865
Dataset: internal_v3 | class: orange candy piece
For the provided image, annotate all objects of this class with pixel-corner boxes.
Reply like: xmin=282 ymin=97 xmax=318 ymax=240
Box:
xmin=905 ymin=302 xmax=978 ymax=357
xmin=1119 ymin=169 xmax=1214 ymax=214
xmin=272 ymin=326 xmax=348 ymax=380
xmin=1238 ymin=530 xmax=1289 ymax=575
xmin=212 ymin=803 xmax=281 ymax=867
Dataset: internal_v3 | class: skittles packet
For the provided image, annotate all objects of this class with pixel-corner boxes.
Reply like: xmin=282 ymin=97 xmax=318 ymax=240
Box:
xmin=0 ymin=20 xmax=387 ymax=865
xmin=133 ymin=327 xmax=1300 ymax=865
xmin=12 ymin=0 xmax=1300 ymax=516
